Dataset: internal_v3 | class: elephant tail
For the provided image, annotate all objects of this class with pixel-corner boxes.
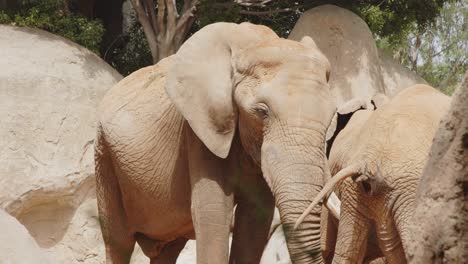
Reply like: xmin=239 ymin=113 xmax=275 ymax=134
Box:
xmin=294 ymin=164 xmax=361 ymax=230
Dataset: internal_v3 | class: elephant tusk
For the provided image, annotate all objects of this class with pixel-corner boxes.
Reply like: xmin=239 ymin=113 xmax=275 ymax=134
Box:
xmin=325 ymin=192 xmax=341 ymax=219
xmin=294 ymin=165 xmax=360 ymax=230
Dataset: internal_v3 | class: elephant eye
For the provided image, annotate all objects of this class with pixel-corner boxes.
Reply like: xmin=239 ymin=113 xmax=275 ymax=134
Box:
xmin=253 ymin=103 xmax=269 ymax=119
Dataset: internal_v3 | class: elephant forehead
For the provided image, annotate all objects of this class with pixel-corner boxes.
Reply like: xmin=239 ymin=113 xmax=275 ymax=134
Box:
xmin=235 ymin=39 xmax=328 ymax=74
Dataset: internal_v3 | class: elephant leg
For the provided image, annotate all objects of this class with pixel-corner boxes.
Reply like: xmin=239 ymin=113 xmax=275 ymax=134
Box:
xmin=375 ymin=212 xmax=406 ymax=264
xmin=186 ymin=129 xmax=234 ymax=264
xmin=230 ymin=162 xmax=275 ymax=264
xmin=333 ymin=186 xmax=370 ymax=264
xmin=362 ymin=227 xmax=385 ymax=263
xmin=321 ymin=206 xmax=338 ymax=264
xmin=95 ymin=130 xmax=135 ymax=263
xmin=150 ymin=238 xmax=188 ymax=264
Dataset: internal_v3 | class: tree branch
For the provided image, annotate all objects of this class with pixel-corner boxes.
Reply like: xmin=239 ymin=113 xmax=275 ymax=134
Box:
xmin=174 ymin=0 xmax=198 ymax=48
xmin=165 ymin=0 xmax=177 ymax=42
xmin=144 ymin=0 xmax=158 ymax=34
xmin=439 ymin=56 xmax=467 ymax=88
xmin=239 ymin=7 xmax=296 ymax=16
xmin=156 ymin=0 xmax=166 ymax=34
xmin=176 ymin=1 xmax=197 ymax=32
xmin=235 ymin=0 xmax=275 ymax=7
xmin=131 ymin=0 xmax=159 ymax=62
xmin=182 ymin=0 xmax=196 ymax=13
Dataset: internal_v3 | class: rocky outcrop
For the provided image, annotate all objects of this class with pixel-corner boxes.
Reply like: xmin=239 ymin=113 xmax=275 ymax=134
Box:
xmin=408 ymin=72 xmax=467 ymax=263
xmin=261 ymin=209 xmax=292 ymax=264
xmin=0 ymin=209 xmax=52 ymax=264
xmin=289 ymin=5 xmax=385 ymax=109
xmin=0 ymin=24 xmax=294 ymax=263
xmin=289 ymin=4 xmax=426 ymax=104
xmin=0 ymin=25 xmax=121 ymax=263
xmin=261 ymin=226 xmax=291 ymax=264
xmin=378 ymin=50 xmax=427 ymax=97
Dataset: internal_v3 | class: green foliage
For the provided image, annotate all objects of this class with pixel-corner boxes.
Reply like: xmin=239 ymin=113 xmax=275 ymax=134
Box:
xmin=196 ymin=0 xmax=242 ymax=28
xmin=349 ymin=0 xmax=447 ymax=41
xmin=376 ymin=1 xmax=467 ymax=95
xmin=0 ymin=0 xmax=104 ymax=54
xmin=108 ymin=24 xmax=153 ymax=76
xmin=2 ymin=0 xmax=460 ymax=86
xmin=197 ymin=0 xmax=450 ymax=41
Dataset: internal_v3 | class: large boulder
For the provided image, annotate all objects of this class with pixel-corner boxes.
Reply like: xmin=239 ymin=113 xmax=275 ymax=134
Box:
xmin=289 ymin=4 xmax=385 ymax=109
xmin=261 ymin=226 xmax=291 ymax=264
xmin=0 ymin=209 xmax=52 ymax=264
xmin=408 ymin=72 xmax=467 ymax=263
xmin=378 ymin=50 xmax=427 ymax=97
xmin=0 ymin=25 xmax=122 ymax=262
xmin=289 ymin=4 xmax=427 ymax=103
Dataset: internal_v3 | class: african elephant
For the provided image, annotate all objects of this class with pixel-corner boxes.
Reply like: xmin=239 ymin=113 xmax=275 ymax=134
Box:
xmin=95 ymin=22 xmax=336 ymax=264
xmin=296 ymin=85 xmax=451 ymax=263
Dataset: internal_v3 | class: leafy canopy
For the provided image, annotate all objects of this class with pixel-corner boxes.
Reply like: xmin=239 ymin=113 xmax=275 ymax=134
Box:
xmin=0 ymin=0 xmax=104 ymax=54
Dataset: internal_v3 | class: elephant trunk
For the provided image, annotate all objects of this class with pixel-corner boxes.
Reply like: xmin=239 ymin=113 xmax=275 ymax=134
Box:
xmin=275 ymin=173 xmax=323 ymax=264
xmin=262 ymin=127 xmax=328 ymax=264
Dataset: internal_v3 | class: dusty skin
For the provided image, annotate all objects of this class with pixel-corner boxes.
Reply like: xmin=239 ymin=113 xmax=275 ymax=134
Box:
xmin=296 ymin=85 xmax=451 ymax=263
xmin=96 ymin=22 xmax=336 ymax=264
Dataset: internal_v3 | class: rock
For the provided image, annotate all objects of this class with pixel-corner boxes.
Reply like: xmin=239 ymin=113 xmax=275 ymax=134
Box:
xmin=378 ymin=50 xmax=427 ymax=97
xmin=408 ymin=72 xmax=468 ymax=263
xmin=37 ymin=197 xmax=147 ymax=263
xmin=42 ymin=198 xmax=105 ymax=263
xmin=261 ymin=225 xmax=292 ymax=264
xmin=0 ymin=25 xmax=121 ymax=262
xmin=259 ymin=209 xmax=292 ymax=264
xmin=0 ymin=209 xmax=52 ymax=264
xmin=269 ymin=208 xmax=282 ymax=237
xmin=289 ymin=4 xmax=385 ymax=109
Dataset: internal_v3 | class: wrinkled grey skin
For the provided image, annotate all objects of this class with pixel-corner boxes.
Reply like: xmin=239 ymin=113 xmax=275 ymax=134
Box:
xmin=95 ymin=22 xmax=335 ymax=264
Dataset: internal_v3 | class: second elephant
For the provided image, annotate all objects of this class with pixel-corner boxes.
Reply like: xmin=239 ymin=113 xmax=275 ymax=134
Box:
xmin=297 ymin=84 xmax=451 ymax=263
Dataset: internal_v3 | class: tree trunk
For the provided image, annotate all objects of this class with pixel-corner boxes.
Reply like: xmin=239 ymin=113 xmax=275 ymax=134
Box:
xmin=410 ymin=33 xmax=422 ymax=72
xmin=407 ymin=72 xmax=468 ymax=263
xmin=131 ymin=0 xmax=198 ymax=64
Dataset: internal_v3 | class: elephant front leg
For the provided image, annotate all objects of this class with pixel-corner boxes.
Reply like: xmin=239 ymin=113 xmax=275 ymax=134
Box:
xmin=187 ymin=130 xmax=234 ymax=264
xmin=230 ymin=163 xmax=275 ymax=264
xmin=333 ymin=208 xmax=370 ymax=264
xmin=321 ymin=205 xmax=338 ymax=264
xmin=375 ymin=210 xmax=406 ymax=264
xmin=95 ymin=131 xmax=135 ymax=264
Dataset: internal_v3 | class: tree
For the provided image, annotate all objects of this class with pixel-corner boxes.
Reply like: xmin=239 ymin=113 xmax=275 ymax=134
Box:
xmin=0 ymin=0 xmax=105 ymax=53
xmin=128 ymin=0 xmax=452 ymax=64
xmin=130 ymin=0 xmax=199 ymax=63
xmin=378 ymin=1 xmax=467 ymax=94
xmin=2 ymin=0 xmax=454 ymax=76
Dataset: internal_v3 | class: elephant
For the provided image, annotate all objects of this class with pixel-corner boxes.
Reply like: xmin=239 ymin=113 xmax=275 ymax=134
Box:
xmin=296 ymin=84 xmax=451 ymax=263
xmin=95 ymin=22 xmax=338 ymax=264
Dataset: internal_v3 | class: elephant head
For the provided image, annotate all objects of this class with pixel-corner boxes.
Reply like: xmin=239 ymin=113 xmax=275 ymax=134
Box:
xmin=166 ymin=22 xmax=336 ymax=263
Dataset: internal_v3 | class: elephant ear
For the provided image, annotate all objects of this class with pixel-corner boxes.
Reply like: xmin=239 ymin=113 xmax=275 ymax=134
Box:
xmin=326 ymin=98 xmax=368 ymax=157
xmin=300 ymin=36 xmax=331 ymax=82
xmin=166 ymin=22 xmax=277 ymax=158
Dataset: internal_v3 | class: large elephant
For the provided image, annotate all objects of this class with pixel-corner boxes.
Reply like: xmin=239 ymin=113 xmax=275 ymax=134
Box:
xmin=95 ymin=22 xmax=336 ymax=263
xmin=296 ymin=85 xmax=451 ymax=263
